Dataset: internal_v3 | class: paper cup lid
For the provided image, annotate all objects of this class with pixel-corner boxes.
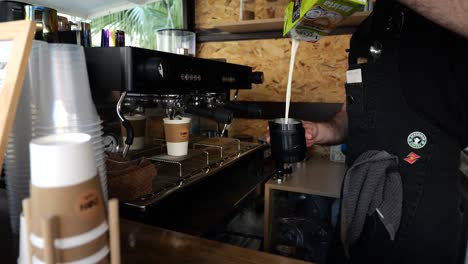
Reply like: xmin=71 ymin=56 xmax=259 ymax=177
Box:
xmin=30 ymin=133 xmax=97 ymax=188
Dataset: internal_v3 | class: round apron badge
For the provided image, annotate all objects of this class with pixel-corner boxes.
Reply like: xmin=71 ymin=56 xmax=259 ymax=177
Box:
xmin=407 ymin=131 xmax=427 ymax=149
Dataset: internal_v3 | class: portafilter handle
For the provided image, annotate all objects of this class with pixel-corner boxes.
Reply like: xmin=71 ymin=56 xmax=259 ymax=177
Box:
xmin=186 ymin=106 xmax=233 ymax=124
xmin=223 ymin=101 xmax=262 ymax=118
xmin=117 ymin=91 xmax=134 ymax=158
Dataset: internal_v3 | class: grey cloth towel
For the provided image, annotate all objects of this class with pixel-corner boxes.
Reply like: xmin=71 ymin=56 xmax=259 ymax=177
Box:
xmin=341 ymin=150 xmax=402 ymax=255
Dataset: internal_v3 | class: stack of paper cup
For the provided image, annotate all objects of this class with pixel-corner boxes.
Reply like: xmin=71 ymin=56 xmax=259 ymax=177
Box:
xmin=29 ymin=133 xmax=109 ymax=264
xmin=4 ymin=41 xmax=45 ymax=234
xmin=31 ymin=43 xmax=108 ymax=201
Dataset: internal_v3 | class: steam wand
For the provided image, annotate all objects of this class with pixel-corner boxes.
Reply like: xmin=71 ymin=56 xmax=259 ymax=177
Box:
xmin=221 ymin=89 xmax=239 ymax=137
xmin=116 ymin=92 xmax=134 ymax=158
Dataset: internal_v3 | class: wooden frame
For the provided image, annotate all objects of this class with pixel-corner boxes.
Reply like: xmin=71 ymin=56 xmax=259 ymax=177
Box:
xmin=0 ymin=20 xmax=35 ymax=172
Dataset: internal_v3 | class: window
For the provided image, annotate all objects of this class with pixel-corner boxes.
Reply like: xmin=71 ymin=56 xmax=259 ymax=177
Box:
xmin=90 ymin=0 xmax=184 ymax=50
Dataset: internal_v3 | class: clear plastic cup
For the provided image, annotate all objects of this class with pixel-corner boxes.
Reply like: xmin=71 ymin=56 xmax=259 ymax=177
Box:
xmin=35 ymin=129 xmax=104 ymax=139
xmin=34 ymin=125 xmax=104 ymax=135
xmin=4 ymin=41 xmax=45 ymax=234
xmin=5 ymin=180 xmax=31 ymax=189
xmin=156 ymin=29 xmax=196 ymax=56
xmin=34 ymin=120 xmax=103 ymax=130
xmin=35 ymin=44 xmax=99 ymax=128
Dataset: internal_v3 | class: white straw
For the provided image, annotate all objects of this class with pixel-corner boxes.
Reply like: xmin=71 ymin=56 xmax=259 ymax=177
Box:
xmin=285 ymin=39 xmax=300 ymax=124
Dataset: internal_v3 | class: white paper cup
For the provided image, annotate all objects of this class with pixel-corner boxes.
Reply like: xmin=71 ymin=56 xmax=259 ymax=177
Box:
xmin=163 ymin=117 xmax=191 ymax=156
xmin=35 ymin=44 xmax=99 ymax=127
xmin=29 ymin=134 xmax=108 ymax=263
xmin=30 ymin=133 xmax=96 ymax=188
xmin=17 ymin=214 xmax=30 ymax=264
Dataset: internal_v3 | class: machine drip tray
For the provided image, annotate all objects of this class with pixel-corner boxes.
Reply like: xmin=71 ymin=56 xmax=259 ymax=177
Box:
xmin=149 ymin=149 xmax=210 ymax=178
xmin=124 ymin=137 xmax=266 ymax=211
xmin=193 ymin=137 xmax=241 ymax=159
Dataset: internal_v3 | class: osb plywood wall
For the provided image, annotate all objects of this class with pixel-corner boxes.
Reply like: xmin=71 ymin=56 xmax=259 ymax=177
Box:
xmin=196 ymin=0 xmax=290 ymax=28
xmin=195 ymin=1 xmax=350 ymax=142
xmin=197 ymin=37 xmax=350 ymax=103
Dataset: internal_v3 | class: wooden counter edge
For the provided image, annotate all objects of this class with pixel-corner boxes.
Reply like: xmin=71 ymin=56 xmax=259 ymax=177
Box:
xmin=120 ymin=219 xmax=312 ymax=264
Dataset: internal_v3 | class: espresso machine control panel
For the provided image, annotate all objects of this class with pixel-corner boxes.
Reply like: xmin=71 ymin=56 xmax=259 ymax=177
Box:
xmin=85 ymin=46 xmax=263 ymax=97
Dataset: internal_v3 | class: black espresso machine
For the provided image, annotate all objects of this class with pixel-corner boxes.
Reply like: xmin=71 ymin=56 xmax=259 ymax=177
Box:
xmin=85 ymin=47 xmax=264 ymax=153
xmin=84 ymin=47 xmax=269 ymax=236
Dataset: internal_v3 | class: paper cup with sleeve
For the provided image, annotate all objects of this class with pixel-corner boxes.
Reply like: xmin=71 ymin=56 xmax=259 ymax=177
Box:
xmin=18 ymin=214 xmax=29 ymax=264
xmin=29 ymin=133 xmax=109 ymax=263
xmin=121 ymin=114 xmax=146 ymax=150
xmin=163 ymin=117 xmax=191 ymax=156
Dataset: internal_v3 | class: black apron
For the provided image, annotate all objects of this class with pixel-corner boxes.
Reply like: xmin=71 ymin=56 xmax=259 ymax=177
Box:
xmin=328 ymin=2 xmax=466 ymax=263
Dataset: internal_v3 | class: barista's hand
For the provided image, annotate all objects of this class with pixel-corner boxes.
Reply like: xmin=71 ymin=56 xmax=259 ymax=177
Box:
xmin=302 ymin=121 xmax=319 ymax=147
xmin=265 ymin=121 xmax=318 ymax=148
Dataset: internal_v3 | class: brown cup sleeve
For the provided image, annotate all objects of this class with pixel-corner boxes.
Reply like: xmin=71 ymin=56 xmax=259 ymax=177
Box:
xmin=164 ymin=123 xmax=190 ymax=143
xmin=30 ymin=176 xmax=107 ymax=238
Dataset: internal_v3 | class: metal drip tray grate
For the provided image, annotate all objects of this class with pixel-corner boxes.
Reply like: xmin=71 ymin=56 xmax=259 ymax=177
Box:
xmin=193 ymin=137 xmax=241 ymax=159
xmin=149 ymin=149 xmax=210 ymax=178
xmin=124 ymin=137 xmax=266 ymax=211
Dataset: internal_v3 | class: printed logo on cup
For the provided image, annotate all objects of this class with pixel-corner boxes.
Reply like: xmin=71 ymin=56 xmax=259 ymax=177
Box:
xmin=179 ymin=128 xmax=189 ymax=140
xmin=75 ymin=189 xmax=101 ymax=221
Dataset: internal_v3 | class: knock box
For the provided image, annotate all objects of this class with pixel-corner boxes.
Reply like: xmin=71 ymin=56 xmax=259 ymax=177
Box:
xmin=283 ymin=0 xmax=367 ymax=42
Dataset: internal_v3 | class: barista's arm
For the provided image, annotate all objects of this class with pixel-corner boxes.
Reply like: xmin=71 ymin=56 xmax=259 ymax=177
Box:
xmin=303 ymin=104 xmax=348 ymax=147
xmin=399 ymin=0 xmax=468 ymax=38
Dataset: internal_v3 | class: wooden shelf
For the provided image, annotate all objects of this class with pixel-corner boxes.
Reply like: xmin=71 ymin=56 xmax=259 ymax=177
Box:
xmin=212 ymin=11 xmax=371 ymax=34
xmin=216 ymin=17 xmax=284 ymax=34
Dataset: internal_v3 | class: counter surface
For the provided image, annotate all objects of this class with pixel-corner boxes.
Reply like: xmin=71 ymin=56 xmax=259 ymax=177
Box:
xmin=266 ymin=160 xmax=346 ymax=198
xmin=121 ymin=219 xmax=311 ymax=264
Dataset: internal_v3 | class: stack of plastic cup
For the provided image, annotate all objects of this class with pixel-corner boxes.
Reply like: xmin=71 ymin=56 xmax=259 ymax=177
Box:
xmin=4 ymin=42 xmax=108 ymax=235
xmin=4 ymin=41 xmax=44 ymax=234
xmin=32 ymin=43 xmax=108 ymax=201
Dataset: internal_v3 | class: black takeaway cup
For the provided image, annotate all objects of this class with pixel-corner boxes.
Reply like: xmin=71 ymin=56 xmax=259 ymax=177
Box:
xmin=268 ymin=118 xmax=307 ymax=164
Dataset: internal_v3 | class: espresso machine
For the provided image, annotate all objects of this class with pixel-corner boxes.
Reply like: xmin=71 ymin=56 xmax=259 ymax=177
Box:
xmin=85 ymin=47 xmax=263 ymax=153
xmin=84 ymin=47 xmax=268 ymax=235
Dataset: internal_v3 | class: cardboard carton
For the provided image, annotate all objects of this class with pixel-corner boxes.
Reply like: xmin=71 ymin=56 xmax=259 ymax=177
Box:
xmin=284 ymin=0 xmax=367 ymax=42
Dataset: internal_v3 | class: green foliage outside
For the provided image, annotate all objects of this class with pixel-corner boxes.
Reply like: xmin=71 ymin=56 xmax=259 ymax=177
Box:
xmin=91 ymin=0 xmax=183 ymax=50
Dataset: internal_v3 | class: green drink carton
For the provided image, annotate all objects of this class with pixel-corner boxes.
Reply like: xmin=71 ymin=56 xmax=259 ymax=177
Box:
xmin=284 ymin=0 xmax=367 ymax=42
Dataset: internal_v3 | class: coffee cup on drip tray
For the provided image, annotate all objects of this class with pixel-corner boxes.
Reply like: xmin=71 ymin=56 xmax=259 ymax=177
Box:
xmin=121 ymin=114 xmax=146 ymax=150
xmin=163 ymin=117 xmax=191 ymax=156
